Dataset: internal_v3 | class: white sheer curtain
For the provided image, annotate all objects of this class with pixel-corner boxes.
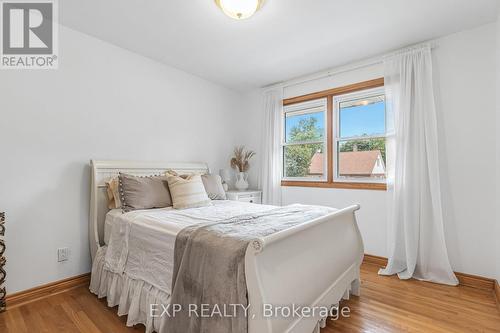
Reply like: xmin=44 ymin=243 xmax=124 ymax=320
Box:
xmin=379 ymin=45 xmax=458 ymax=285
xmin=259 ymin=88 xmax=283 ymax=206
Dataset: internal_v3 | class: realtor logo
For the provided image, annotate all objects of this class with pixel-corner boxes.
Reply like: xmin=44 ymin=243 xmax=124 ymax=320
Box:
xmin=1 ymin=0 xmax=58 ymax=69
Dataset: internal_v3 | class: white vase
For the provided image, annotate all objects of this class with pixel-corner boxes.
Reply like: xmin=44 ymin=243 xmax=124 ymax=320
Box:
xmin=235 ymin=172 xmax=249 ymax=190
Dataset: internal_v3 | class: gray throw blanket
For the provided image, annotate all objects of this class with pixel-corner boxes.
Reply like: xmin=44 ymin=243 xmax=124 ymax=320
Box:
xmin=166 ymin=204 xmax=335 ymax=333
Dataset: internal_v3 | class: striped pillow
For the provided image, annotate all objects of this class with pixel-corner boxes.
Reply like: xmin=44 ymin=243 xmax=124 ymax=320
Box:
xmin=165 ymin=171 xmax=211 ymax=209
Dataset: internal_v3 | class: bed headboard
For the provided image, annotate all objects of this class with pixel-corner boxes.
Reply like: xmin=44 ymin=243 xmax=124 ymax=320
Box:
xmin=89 ymin=160 xmax=210 ymax=261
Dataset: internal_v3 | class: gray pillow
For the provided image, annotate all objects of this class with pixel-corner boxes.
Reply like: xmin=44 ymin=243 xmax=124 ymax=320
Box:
xmin=119 ymin=173 xmax=172 ymax=212
xmin=201 ymin=174 xmax=227 ymax=200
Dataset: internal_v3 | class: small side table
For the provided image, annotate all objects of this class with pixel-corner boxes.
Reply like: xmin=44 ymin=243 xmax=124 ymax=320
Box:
xmin=226 ymin=190 xmax=262 ymax=204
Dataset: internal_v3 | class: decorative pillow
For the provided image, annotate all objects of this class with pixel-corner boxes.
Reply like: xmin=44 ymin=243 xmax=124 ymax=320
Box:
xmin=118 ymin=173 xmax=173 ymax=212
xmin=165 ymin=171 xmax=211 ymax=209
xmin=201 ymin=174 xmax=227 ymax=200
xmin=105 ymin=177 xmax=121 ymax=209
xmin=164 ymin=170 xmax=193 ymax=179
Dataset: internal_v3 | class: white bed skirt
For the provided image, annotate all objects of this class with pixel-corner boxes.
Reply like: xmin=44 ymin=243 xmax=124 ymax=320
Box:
xmin=89 ymin=246 xmax=171 ymax=333
xmin=90 ymin=246 xmax=326 ymax=333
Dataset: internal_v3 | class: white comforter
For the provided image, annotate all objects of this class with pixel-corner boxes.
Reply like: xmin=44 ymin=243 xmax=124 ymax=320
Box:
xmin=104 ymin=201 xmax=277 ymax=294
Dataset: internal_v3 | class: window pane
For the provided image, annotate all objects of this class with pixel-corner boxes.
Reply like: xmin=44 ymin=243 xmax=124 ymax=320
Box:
xmin=284 ymin=143 xmax=325 ymax=179
xmin=339 ymin=95 xmax=385 ymax=138
xmin=285 ymin=111 xmax=324 ymax=143
xmin=337 ymin=138 xmax=386 ymax=179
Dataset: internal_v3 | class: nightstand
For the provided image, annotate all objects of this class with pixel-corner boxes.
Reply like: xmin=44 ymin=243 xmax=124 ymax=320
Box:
xmin=226 ymin=190 xmax=262 ymax=204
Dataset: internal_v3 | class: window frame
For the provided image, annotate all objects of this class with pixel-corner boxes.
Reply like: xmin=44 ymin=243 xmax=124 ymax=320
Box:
xmin=281 ymin=98 xmax=328 ymax=182
xmin=333 ymin=87 xmax=387 ymax=184
xmin=280 ymin=78 xmax=387 ymax=191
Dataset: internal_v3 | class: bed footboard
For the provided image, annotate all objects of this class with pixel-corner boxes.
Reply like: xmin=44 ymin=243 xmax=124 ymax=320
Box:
xmin=245 ymin=205 xmax=364 ymax=333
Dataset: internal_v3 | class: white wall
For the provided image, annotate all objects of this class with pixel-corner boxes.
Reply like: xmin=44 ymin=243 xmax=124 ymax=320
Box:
xmin=239 ymin=90 xmax=264 ymax=188
xmin=433 ymin=23 xmax=497 ymax=278
xmin=242 ymin=22 xmax=499 ymax=278
xmin=0 ymin=26 xmax=242 ymax=293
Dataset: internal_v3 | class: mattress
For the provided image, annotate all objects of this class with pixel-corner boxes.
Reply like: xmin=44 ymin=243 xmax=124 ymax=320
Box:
xmin=103 ymin=200 xmax=276 ymax=294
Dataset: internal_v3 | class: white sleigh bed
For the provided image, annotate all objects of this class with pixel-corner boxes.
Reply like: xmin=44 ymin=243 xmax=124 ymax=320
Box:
xmin=89 ymin=160 xmax=364 ymax=333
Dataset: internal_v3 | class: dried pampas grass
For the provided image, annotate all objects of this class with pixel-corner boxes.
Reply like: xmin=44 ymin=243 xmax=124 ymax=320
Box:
xmin=230 ymin=146 xmax=255 ymax=172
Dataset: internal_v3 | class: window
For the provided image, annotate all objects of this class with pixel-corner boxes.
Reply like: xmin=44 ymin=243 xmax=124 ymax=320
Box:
xmin=281 ymin=78 xmax=387 ymax=190
xmin=282 ymin=99 xmax=327 ymax=181
xmin=334 ymin=88 xmax=386 ymax=182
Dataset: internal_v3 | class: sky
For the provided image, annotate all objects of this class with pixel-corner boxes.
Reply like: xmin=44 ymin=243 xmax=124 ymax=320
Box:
xmin=340 ymin=101 xmax=385 ymax=137
xmin=285 ymin=101 xmax=385 ymax=141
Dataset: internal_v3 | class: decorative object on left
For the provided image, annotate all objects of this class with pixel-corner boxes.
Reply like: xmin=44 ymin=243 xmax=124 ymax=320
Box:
xmin=0 ymin=212 xmax=5 ymax=312
xmin=230 ymin=146 xmax=255 ymax=191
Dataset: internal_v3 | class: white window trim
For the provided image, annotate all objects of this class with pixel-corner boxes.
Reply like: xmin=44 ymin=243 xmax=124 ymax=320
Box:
xmin=333 ymin=87 xmax=386 ymax=184
xmin=281 ymin=98 xmax=328 ymax=182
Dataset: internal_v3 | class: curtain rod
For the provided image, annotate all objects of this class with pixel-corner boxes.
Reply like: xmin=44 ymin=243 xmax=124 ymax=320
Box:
xmin=262 ymin=42 xmax=437 ymax=92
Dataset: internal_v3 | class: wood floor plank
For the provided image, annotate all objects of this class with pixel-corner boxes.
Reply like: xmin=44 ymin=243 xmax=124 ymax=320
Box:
xmin=0 ymin=263 xmax=498 ymax=332
xmin=3 ymin=307 xmax=28 ymax=333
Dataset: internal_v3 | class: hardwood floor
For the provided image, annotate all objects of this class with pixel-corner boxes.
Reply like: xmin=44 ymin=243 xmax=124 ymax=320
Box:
xmin=326 ymin=264 xmax=500 ymax=333
xmin=1 ymin=263 xmax=499 ymax=333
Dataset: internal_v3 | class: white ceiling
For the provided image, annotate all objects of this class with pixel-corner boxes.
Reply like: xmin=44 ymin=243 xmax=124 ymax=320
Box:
xmin=60 ymin=0 xmax=498 ymax=91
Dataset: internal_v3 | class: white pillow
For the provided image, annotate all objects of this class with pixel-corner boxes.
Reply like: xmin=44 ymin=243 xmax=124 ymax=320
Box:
xmin=201 ymin=174 xmax=227 ymax=200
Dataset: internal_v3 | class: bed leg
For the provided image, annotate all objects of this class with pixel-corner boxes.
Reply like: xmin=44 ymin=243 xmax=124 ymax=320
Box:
xmin=351 ymin=278 xmax=361 ymax=297
xmin=319 ymin=317 xmax=327 ymax=328
xmin=342 ymin=288 xmax=350 ymax=300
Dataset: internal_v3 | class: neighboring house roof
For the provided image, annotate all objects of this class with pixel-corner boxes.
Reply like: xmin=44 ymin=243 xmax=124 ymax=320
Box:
xmin=308 ymin=151 xmax=385 ymax=176
xmin=339 ymin=151 xmax=384 ymax=175
xmin=309 ymin=152 xmax=324 ymax=175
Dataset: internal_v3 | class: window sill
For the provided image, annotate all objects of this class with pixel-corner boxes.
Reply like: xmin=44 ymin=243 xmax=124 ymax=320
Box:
xmin=281 ymin=180 xmax=387 ymax=191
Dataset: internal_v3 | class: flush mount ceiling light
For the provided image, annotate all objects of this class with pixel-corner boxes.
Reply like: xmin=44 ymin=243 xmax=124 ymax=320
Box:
xmin=215 ymin=0 xmax=265 ymax=20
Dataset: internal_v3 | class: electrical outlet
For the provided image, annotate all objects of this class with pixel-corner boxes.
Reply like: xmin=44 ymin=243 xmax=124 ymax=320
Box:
xmin=58 ymin=247 xmax=69 ymax=262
